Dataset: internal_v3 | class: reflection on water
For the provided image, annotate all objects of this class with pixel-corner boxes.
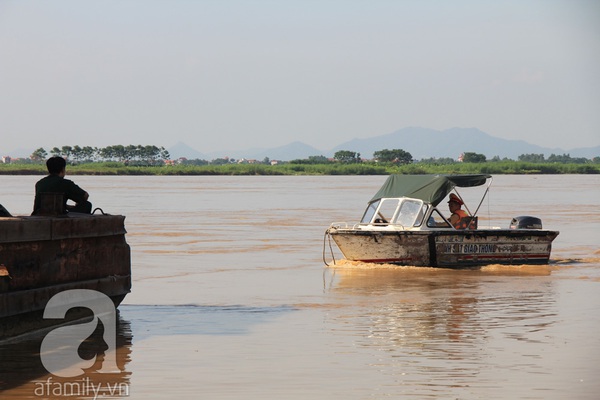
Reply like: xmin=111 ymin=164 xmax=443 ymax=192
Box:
xmin=121 ymin=304 xmax=296 ymax=339
xmin=0 ymin=304 xmax=295 ymax=398
xmin=328 ymin=264 xmax=557 ymax=348
xmin=321 ymin=263 xmax=599 ymax=399
xmin=0 ymin=314 xmax=132 ymax=399
xmin=332 ymin=256 xmax=596 ymax=399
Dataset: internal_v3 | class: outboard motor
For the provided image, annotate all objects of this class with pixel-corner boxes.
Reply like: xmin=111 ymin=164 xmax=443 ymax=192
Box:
xmin=510 ymin=216 xmax=543 ymax=229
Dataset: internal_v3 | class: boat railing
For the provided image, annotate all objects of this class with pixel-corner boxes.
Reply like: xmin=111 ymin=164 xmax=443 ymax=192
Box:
xmin=328 ymin=222 xmax=349 ymax=229
xmin=358 ymin=222 xmax=410 ymax=230
xmin=329 ymin=221 xmax=420 ymax=231
xmin=328 ymin=221 xmax=404 ymax=230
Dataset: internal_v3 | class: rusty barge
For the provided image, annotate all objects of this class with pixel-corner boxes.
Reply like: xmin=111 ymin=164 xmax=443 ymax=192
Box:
xmin=325 ymin=174 xmax=559 ymax=268
xmin=0 ymin=212 xmax=131 ymax=339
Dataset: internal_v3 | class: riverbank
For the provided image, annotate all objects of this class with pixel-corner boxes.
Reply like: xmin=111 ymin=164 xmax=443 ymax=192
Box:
xmin=1 ymin=161 xmax=598 ymax=175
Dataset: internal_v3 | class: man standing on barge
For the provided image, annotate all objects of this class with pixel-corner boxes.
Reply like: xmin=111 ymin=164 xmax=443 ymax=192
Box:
xmin=32 ymin=156 xmax=92 ymax=215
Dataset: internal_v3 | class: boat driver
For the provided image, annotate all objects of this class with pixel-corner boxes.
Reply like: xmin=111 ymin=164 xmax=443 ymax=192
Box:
xmin=447 ymin=193 xmax=469 ymax=229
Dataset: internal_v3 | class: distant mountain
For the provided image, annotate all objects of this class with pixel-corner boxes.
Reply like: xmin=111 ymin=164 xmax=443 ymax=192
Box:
xmin=568 ymin=145 xmax=600 ymax=159
xmin=239 ymin=141 xmax=324 ymax=161
xmin=169 ymin=127 xmax=600 ymax=162
xmin=168 ymin=141 xmax=208 ymax=159
xmin=328 ymin=127 xmax=567 ymax=160
xmin=7 ymin=128 xmax=587 ymax=163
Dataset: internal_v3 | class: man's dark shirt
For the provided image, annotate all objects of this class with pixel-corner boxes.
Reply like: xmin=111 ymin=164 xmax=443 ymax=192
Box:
xmin=33 ymin=175 xmax=87 ymax=214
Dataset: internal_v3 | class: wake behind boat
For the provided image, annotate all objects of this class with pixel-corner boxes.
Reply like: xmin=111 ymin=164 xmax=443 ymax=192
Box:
xmin=325 ymin=174 xmax=559 ymax=268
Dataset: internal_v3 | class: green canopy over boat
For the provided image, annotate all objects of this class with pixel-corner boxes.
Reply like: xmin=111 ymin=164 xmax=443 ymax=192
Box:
xmin=369 ymin=174 xmax=491 ymax=206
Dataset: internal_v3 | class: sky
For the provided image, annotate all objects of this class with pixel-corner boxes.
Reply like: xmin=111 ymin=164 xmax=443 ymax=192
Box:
xmin=1 ymin=0 xmax=599 ymax=156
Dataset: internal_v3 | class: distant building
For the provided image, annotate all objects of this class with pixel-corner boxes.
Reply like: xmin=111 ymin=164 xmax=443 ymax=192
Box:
xmin=2 ymin=156 xmax=11 ymax=164
xmin=237 ymin=158 xmax=259 ymax=164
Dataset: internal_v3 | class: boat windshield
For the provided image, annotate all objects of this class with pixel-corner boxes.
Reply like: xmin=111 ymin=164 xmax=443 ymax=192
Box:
xmin=427 ymin=209 xmax=452 ymax=228
xmin=397 ymin=199 xmax=424 ymax=226
xmin=361 ymin=198 xmax=425 ymax=227
xmin=361 ymin=199 xmax=400 ymax=224
xmin=360 ymin=200 xmax=380 ymax=223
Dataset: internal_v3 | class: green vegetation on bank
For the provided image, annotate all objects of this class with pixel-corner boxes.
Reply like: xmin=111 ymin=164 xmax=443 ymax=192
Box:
xmin=1 ymin=146 xmax=598 ymax=175
xmin=1 ymin=160 xmax=598 ymax=175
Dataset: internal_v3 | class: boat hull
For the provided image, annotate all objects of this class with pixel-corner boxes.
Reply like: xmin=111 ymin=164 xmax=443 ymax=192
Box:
xmin=328 ymin=228 xmax=559 ymax=268
xmin=0 ymin=214 xmax=131 ymax=339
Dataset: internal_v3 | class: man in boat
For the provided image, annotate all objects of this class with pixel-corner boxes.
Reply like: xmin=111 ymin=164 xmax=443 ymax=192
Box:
xmin=447 ymin=193 xmax=470 ymax=229
xmin=32 ymin=156 xmax=92 ymax=215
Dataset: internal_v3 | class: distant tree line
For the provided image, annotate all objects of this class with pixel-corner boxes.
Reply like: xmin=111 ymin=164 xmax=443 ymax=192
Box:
xmin=177 ymin=156 xmax=274 ymax=166
xmin=29 ymin=145 xmax=170 ymax=165
xmin=289 ymin=149 xmax=599 ymax=165
xmin=289 ymin=149 xmax=414 ymax=164
xmin=16 ymin=146 xmax=599 ymax=167
xmin=517 ymin=153 xmax=593 ymax=164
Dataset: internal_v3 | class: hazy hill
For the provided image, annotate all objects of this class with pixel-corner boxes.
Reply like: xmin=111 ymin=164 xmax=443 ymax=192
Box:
xmin=235 ymin=141 xmax=323 ymax=161
xmin=567 ymin=145 xmax=600 ymax=159
xmin=168 ymin=141 xmax=208 ymax=160
xmin=329 ymin=127 xmax=565 ymax=160
xmin=169 ymin=127 xmax=598 ymax=161
xmin=5 ymin=127 xmax=598 ymax=161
